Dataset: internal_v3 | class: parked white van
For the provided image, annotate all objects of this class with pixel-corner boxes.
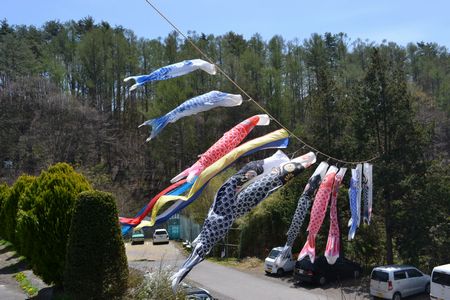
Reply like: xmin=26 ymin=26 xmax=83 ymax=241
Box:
xmin=430 ymin=264 xmax=450 ymax=300
xmin=370 ymin=265 xmax=430 ymax=300
xmin=264 ymin=247 xmax=295 ymax=276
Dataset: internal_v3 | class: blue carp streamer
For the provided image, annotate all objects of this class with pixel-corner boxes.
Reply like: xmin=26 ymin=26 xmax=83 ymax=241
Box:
xmin=124 ymin=59 xmax=216 ymax=91
xmin=139 ymin=91 xmax=242 ymax=141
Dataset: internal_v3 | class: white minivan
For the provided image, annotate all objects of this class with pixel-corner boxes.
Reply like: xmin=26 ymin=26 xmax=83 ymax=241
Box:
xmin=264 ymin=247 xmax=295 ymax=276
xmin=370 ymin=265 xmax=430 ymax=300
xmin=152 ymin=228 xmax=170 ymax=245
xmin=430 ymin=264 xmax=450 ymax=300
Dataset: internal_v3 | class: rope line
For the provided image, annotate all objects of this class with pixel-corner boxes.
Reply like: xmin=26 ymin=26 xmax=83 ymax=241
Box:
xmin=144 ymin=0 xmax=379 ymax=165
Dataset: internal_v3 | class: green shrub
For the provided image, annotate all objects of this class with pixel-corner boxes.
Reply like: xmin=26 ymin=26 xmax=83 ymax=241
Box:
xmin=129 ymin=267 xmax=185 ymax=300
xmin=238 ymin=177 xmax=304 ymax=258
xmin=2 ymin=175 xmax=35 ymax=243
xmin=16 ymin=163 xmax=91 ymax=285
xmin=0 ymin=183 xmax=10 ymax=237
xmin=64 ymin=190 xmax=128 ymax=299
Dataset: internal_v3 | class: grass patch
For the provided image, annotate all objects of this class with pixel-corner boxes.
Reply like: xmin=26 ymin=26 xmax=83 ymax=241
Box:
xmin=207 ymin=257 xmax=240 ymax=267
xmin=14 ymin=272 xmax=38 ymax=297
xmin=207 ymin=256 xmax=264 ymax=270
xmin=127 ymin=266 xmax=186 ymax=300
xmin=0 ymin=239 xmax=13 ymax=247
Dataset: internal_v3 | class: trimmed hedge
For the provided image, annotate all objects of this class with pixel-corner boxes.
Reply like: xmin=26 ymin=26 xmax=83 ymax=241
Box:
xmin=64 ymin=190 xmax=128 ymax=299
xmin=1 ymin=175 xmax=35 ymax=243
xmin=16 ymin=163 xmax=91 ymax=285
xmin=0 ymin=183 xmax=10 ymax=237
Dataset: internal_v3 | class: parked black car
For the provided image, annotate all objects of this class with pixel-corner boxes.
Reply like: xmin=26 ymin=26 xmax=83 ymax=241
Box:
xmin=182 ymin=283 xmax=214 ymax=300
xmin=294 ymin=256 xmax=362 ymax=285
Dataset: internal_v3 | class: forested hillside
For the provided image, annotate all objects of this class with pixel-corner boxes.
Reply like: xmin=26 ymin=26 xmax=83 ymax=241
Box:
xmin=0 ymin=17 xmax=449 ymax=270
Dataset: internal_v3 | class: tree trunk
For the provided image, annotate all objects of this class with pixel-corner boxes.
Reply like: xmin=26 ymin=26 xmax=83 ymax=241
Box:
xmin=384 ymin=191 xmax=394 ymax=264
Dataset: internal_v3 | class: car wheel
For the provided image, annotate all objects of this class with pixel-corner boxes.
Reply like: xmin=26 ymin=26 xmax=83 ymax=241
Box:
xmin=392 ymin=292 xmax=401 ymax=300
xmin=353 ymin=270 xmax=360 ymax=278
xmin=425 ymin=282 xmax=430 ymax=294
xmin=277 ymin=268 xmax=284 ymax=276
xmin=319 ymin=276 xmax=326 ymax=286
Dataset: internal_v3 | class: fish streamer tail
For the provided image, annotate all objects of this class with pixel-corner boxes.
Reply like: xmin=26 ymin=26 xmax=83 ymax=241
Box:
xmin=171 ymin=163 xmax=201 ymax=184
xmin=171 ymin=244 xmax=204 ymax=291
xmin=139 ymin=114 xmax=170 ymax=142
xmin=198 ymin=61 xmax=217 ymax=75
xmin=325 ymin=235 xmax=340 ymax=265
xmin=274 ymin=245 xmax=291 ymax=268
xmin=298 ymin=234 xmax=316 ymax=263
xmin=123 ymin=75 xmax=144 ymax=91
xmin=363 ymin=214 xmax=371 ymax=226
xmin=171 ymin=168 xmax=190 ymax=183
xmin=348 ymin=218 xmax=358 ymax=240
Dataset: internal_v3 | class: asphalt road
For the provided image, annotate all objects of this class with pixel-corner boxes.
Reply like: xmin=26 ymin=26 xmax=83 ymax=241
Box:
xmin=0 ymin=243 xmax=27 ymax=300
xmin=126 ymin=240 xmax=411 ymax=300
xmin=0 ymin=240 xmax=430 ymax=300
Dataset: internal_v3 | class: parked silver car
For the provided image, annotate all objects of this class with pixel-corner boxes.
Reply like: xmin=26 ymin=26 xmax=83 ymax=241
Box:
xmin=370 ymin=265 xmax=430 ymax=300
xmin=152 ymin=228 xmax=169 ymax=245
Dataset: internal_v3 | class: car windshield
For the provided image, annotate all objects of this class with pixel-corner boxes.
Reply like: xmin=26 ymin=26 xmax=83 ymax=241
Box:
xmin=268 ymin=249 xmax=280 ymax=259
xmin=432 ymin=271 xmax=450 ymax=286
xmin=371 ymin=270 xmax=389 ymax=282
xmin=133 ymin=230 xmax=143 ymax=235
xmin=154 ymin=230 xmax=167 ymax=235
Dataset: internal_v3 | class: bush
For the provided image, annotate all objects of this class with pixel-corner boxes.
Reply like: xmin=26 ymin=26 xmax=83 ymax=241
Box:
xmin=1 ymin=175 xmax=35 ymax=243
xmin=129 ymin=267 xmax=185 ymax=300
xmin=238 ymin=176 xmax=304 ymax=258
xmin=0 ymin=183 xmax=10 ymax=237
xmin=64 ymin=190 xmax=128 ymax=299
xmin=15 ymin=163 xmax=91 ymax=285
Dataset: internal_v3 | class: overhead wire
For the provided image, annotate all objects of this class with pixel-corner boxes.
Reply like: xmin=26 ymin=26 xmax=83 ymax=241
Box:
xmin=143 ymin=0 xmax=379 ymax=166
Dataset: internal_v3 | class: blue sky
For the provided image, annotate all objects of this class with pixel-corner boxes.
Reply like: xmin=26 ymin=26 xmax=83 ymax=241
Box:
xmin=3 ymin=0 xmax=450 ymax=47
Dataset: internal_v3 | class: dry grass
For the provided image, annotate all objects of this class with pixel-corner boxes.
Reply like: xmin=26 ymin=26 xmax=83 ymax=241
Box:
xmin=126 ymin=265 xmax=186 ymax=300
xmin=207 ymin=256 xmax=264 ymax=272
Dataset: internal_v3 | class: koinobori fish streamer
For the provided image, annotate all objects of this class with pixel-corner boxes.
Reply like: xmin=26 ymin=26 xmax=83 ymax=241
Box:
xmin=348 ymin=164 xmax=363 ymax=240
xmin=149 ymin=129 xmax=290 ymax=226
xmin=139 ymin=90 xmax=243 ymax=141
xmin=362 ymin=163 xmax=373 ymax=225
xmin=274 ymin=161 xmax=328 ymax=269
xmin=170 ymin=152 xmax=316 ymax=289
xmin=324 ymin=167 xmax=347 ymax=265
xmin=171 ymin=114 xmax=270 ymax=183
xmin=298 ymin=166 xmax=338 ymax=263
xmin=124 ymin=59 xmax=217 ymax=91
xmin=119 ymin=129 xmax=290 ymax=234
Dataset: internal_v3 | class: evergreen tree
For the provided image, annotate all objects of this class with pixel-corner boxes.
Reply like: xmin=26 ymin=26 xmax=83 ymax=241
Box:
xmin=1 ymin=175 xmax=35 ymax=243
xmin=64 ymin=190 xmax=128 ymax=299
xmin=16 ymin=163 xmax=92 ymax=285
xmin=0 ymin=183 xmax=10 ymax=238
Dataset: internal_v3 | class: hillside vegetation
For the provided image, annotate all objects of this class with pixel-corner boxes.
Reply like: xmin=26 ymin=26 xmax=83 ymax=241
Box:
xmin=0 ymin=18 xmax=449 ymax=271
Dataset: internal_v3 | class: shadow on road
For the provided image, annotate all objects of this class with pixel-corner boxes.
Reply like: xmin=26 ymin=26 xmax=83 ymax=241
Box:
xmin=0 ymin=244 xmax=14 ymax=255
xmin=271 ymin=272 xmax=372 ymax=299
xmin=132 ymin=258 xmax=156 ymax=262
xmin=6 ymin=252 xmax=20 ymax=261
xmin=29 ymin=287 xmax=54 ymax=300
xmin=0 ymin=260 xmax=27 ymax=275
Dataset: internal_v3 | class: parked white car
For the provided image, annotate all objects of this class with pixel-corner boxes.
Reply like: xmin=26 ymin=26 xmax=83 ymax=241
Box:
xmin=152 ymin=228 xmax=169 ymax=245
xmin=264 ymin=247 xmax=295 ymax=276
xmin=370 ymin=265 xmax=430 ymax=300
xmin=430 ymin=264 xmax=450 ymax=300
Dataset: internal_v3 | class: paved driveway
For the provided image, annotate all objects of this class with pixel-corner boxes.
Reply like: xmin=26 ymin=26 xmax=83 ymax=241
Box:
xmin=0 ymin=243 xmax=27 ymax=300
